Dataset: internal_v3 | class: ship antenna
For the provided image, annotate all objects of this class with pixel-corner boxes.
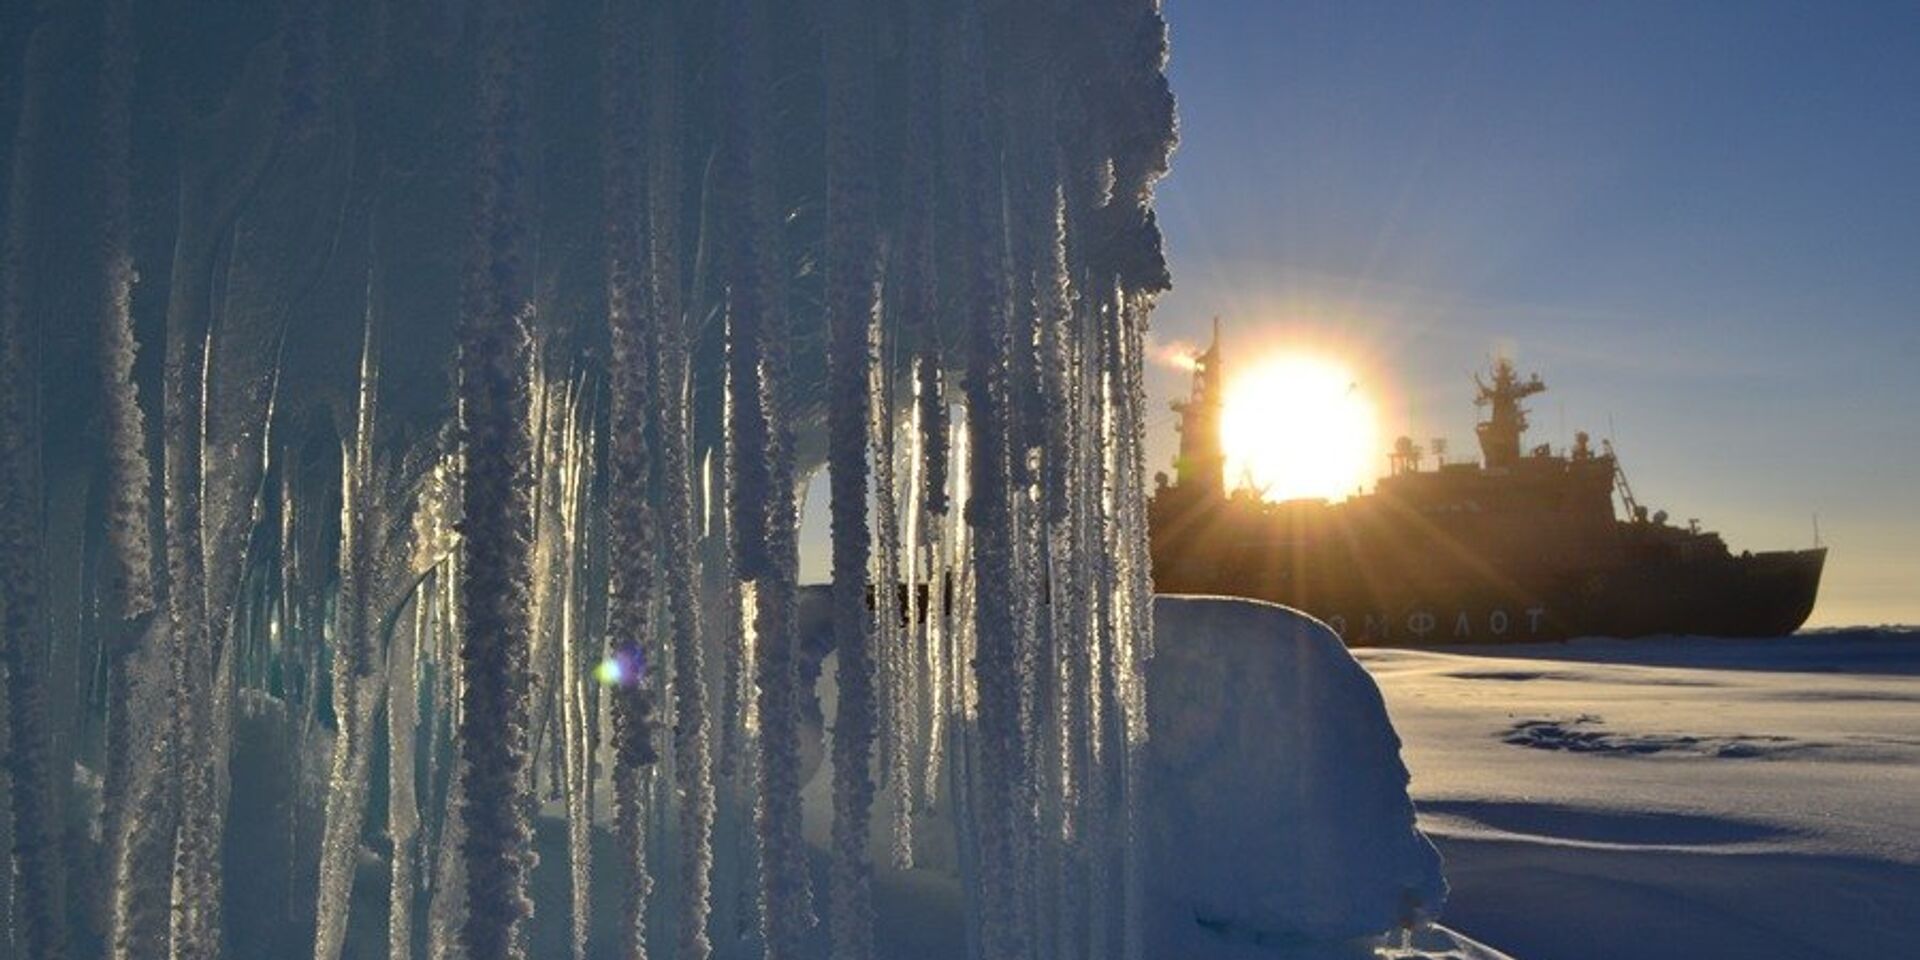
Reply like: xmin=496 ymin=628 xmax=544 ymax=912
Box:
xmin=1813 ymin=511 xmax=1823 ymax=549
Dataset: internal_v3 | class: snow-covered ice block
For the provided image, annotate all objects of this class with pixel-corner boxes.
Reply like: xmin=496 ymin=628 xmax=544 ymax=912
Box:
xmin=1147 ymin=596 xmax=1447 ymax=952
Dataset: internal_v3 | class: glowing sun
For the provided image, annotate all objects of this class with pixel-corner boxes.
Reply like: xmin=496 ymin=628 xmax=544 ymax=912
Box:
xmin=1220 ymin=354 xmax=1380 ymax=502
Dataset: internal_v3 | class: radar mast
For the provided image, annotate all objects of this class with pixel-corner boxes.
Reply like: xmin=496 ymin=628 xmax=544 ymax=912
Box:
xmin=1473 ymin=357 xmax=1545 ymax=470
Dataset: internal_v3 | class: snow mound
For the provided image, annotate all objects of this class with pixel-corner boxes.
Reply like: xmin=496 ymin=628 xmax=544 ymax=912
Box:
xmin=1146 ymin=596 xmax=1448 ymax=953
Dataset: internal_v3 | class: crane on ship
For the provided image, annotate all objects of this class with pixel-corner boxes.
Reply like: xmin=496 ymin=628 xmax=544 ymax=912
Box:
xmin=1603 ymin=438 xmax=1649 ymax=523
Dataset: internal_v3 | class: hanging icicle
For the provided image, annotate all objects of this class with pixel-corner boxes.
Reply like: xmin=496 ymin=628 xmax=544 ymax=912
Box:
xmin=873 ymin=312 xmax=912 ymax=871
xmin=603 ymin=0 xmax=664 ymax=957
xmin=712 ymin=0 xmax=814 ymax=955
xmin=649 ymin=2 xmax=718 ymax=954
xmin=455 ymin=0 xmax=541 ymax=955
xmin=0 ymin=18 xmax=69 ymax=957
xmin=94 ymin=0 xmax=154 ymax=627
xmin=313 ymin=319 xmax=385 ymax=960
xmin=557 ymin=384 xmax=596 ymax=960
xmin=914 ymin=353 xmax=951 ymax=809
xmin=26 ymin=3 xmax=1186 ymax=957
xmin=825 ymin=0 xmax=881 ymax=953
xmin=389 ymin=574 xmax=427 ymax=960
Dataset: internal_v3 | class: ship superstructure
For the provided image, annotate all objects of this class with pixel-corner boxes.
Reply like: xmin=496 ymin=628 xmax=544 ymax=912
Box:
xmin=1148 ymin=327 xmax=1826 ymax=643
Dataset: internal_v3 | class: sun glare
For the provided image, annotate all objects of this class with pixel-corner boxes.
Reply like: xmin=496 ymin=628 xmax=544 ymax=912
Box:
xmin=1220 ymin=354 xmax=1380 ymax=502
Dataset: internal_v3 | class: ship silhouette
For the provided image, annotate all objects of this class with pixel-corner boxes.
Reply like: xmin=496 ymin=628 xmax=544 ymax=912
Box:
xmin=1149 ymin=324 xmax=1827 ymax=643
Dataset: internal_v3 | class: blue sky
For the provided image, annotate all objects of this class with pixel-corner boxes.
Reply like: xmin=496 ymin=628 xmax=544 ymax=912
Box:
xmin=1140 ymin=0 xmax=1920 ymax=626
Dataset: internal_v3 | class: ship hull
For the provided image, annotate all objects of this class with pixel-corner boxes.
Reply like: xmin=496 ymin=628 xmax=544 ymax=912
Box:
xmin=1309 ymin=548 xmax=1826 ymax=645
xmin=1148 ymin=494 xmax=1828 ymax=646
xmin=1577 ymin=548 xmax=1827 ymax=640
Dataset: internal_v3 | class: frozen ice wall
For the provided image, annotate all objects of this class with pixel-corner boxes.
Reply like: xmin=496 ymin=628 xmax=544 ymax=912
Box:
xmin=0 ymin=0 xmax=1175 ymax=958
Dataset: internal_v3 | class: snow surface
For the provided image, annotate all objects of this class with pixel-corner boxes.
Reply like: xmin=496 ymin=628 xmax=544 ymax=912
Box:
xmin=1361 ymin=629 xmax=1920 ymax=960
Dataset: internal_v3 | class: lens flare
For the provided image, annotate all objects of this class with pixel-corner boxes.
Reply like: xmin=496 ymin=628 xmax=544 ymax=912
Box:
xmin=595 ymin=645 xmax=648 ymax=688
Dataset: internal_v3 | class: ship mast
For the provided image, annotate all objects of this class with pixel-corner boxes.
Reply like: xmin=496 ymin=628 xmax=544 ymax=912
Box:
xmin=1171 ymin=317 xmax=1226 ymax=498
xmin=1473 ymin=357 xmax=1545 ymax=470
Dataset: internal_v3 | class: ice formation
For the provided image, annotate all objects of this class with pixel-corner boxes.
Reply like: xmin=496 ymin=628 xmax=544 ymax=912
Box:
xmin=0 ymin=0 xmax=1291 ymax=957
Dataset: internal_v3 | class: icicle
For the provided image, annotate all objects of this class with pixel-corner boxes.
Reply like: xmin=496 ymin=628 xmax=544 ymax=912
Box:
xmin=455 ymin=0 xmax=541 ymax=955
xmin=647 ymin=3 xmax=718 ymax=954
xmin=603 ymin=1 xmax=663 ymax=957
xmin=749 ymin=462 xmax=811 ymax=960
xmin=389 ymin=584 xmax=426 ymax=960
xmin=752 ymin=274 xmax=813 ymax=960
xmin=1001 ymin=152 xmax=1053 ymax=958
xmin=162 ymin=329 xmax=217 ymax=960
xmin=1078 ymin=9 xmax=1177 ymax=952
xmin=872 ymin=322 xmax=912 ymax=871
xmin=660 ymin=307 xmax=719 ymax=956
xmin=1081 ymin=295 xmax=1119 ymax=960
xmin=1113 ymin=293 xmax=1157 ymax=960
xmin=109 ymin=630 xmax=178 ymax=960
xmin=941 ymin=407 xmax=981 ymax=960
xmin=1035 ymin=180 xmax=1089 ymax=960
xmin=311 ymin=550 xmax=379 ymax=960
xmin=826 ymin=0 xmax=882 ymax=949
xmin=70 ymin=2 xmax=143 ymax=937
xmin=315 ymin=312 xmax=384 ymax=960
xmin=95 ymin=0 xmax=154 ymax=624
xmin=717 ymin=0 xmax=812 ymax=953
xmin=0 ymin=19 xmax=70 ymax=957
xmin=901 ymin=365 xmax=927 ymax=820
xmin=558 ymin=388 xmax=595 ymax=960
xmin=915 ymin=356 xmax=951 ymax=806
xmin=426 ymin=561 xmax=468 ymax=960
xmin=895 ymin=11 xmax=942 ymax=847
xmin=712 ymin=332 xmax=758 ymax=955
xmin=716 ymin=320 xmax=748 ymax=792
xmin=720 ymin=0 xmax=774 ymax=588
xmin=613 ymin=761 xmax=655 ymax=960
xmin=1002 ymin=152 xmax=1054 ymax=958
xmin=949 ymin=0 xmax=1036 ymax=952
xmin=527 ymin=374 xmax=567 ymax=816
xmin=960 ymin=256 xmax=1027 ymax=960
xmin=426 ymin=744 xmax=467 ymax=960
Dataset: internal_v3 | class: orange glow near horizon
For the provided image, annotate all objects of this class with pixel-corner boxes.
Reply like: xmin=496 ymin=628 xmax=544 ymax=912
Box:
xmin=1220 ymin=353 xmax=1381 ymax=502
